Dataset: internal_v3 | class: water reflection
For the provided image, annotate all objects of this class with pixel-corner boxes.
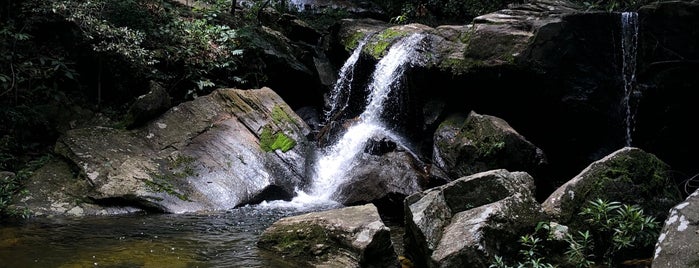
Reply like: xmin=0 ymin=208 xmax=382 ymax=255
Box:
xmin=0 ymin=206 xmax=307 ymax=268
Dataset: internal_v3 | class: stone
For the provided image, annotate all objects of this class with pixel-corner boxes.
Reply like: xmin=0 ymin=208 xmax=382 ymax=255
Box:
xmin=542 ymin=147 xmax=682 ymax=227
xmin=125 ymin=81 xmax=171 ymax=128
xmin=432 ymin=111 xmax=546 ymax=180
xmin=54 ymin=88 xmax=311 ymax=213
xmin=258 ymin=204 xmax=398 ymax=268
xmin=11 ymin=159 xmax=141 ymax=217
xmin=652 ymin=189 xmax=699 ymax=268
xmin=404 ymin=169 xmax=543 ymax=268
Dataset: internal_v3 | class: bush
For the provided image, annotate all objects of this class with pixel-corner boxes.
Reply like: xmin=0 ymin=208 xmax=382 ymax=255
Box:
xmin=492 ymin=199 xmax=661 ymax=267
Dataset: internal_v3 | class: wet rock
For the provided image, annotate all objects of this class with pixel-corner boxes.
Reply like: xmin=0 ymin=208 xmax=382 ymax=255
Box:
xmin=363 ymin=136 xmax=397 ymax=155
xmin=404 ymin=169 xmax=543 ymax=268
xmin=432 ymin=111 xmax=546 ymax=181
xmin=542 ymin=147 xmax=682 ymax=226
xmin=334 ymin=150 xmax=426 ymax=206
xmin=54 ymin=88 xmax=311 ymax=213
xmin=259 ymin=204 xmax=398 ymax=268
xmin=652 ymin=189 xmax=699 ymax=268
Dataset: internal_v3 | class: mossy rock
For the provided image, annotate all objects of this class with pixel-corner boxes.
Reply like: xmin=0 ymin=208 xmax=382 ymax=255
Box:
xmin=258 ymin=223 xmax=336 ymax=263
xmin=433 ymin=111 xmax=545 ymax=179
xmin=542 ymin=147 xmax=682 ymax=227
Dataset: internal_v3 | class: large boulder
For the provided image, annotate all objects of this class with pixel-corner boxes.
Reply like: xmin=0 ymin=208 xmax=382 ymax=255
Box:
xmin=258 ymin=204 xmax=398 ymax=268
xmin=542 ymin=147 xmax=682 ymax=226
xmin=432 ymin=111 xmax=546 ymax=180
xmin=653 ymin=189 xmax=699 ymax=268
xmin=54 ymin=88 xmax=311 ymax=213
xmin=404 ymin=169 xmax=543 ymax=268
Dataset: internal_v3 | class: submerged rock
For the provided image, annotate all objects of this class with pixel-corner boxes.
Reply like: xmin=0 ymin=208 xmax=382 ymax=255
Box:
xmin=404 ymin=169 xmax=543 ymax=268
xmin=432 ymin=111 xmax=546 ymax=180
xmin=652 ymin=189 xmax=699 ymax=268
xmin=52 ymin=88 xmax=311 ymax=214
xmin=258 ymin=204 xmax=398 ymax=268
xmin=542 ymin=147 xmax=681 ymax=226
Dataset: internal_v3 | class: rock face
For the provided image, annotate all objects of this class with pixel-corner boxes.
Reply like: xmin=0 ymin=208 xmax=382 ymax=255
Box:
xmin=653 ymin=189 xmax=699 ymax=268
xmin=635 ymin=1 xmax=699 ymax=179
xmin=432 ymin=111 xmax=546 ymax=180
xmin=404 ymin=169 xmax=543 ymax=268
xmin=331 ymin=1 xmax=649 ymax=186
xmin=53 ymin=88 xmax=311 ymax=213
xmin=12 ymin=159 xmax=141 ymax=216
xmin=542 ymin=147 xmax=681 ymax=226
xmin=258 ymin=204 xmax=397 ymax=268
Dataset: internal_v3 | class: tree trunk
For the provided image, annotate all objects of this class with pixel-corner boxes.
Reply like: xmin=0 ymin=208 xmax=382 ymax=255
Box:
xmin=230 ymin=0 xmax=235 ymax=15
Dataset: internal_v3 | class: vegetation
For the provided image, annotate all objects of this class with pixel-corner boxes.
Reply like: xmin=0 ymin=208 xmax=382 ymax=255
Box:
xmin=259 ymin=125 xmax=297 ymax=152
xmin=491 ymin=199 xmax=661 ymax=268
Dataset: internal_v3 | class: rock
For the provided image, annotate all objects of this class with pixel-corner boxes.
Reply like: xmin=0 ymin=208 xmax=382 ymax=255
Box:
xmin=258 ymin=204 xmax=398 ymax=268
xmin=542 ymin=147 xmax=682 ymax=226
xmin=634 ymin=1 xmax=699 ymax=179
xmin=11 ymin=159 xmax=141 ymax=217
xmin=432 ymin=112 xmax=546 ymax=180
xmin=54 ymin=88 xmax=311 ymax=213
xmin=334 ymin=150 xmax=426 ymax=205
xmin=238 ymin=27 xmax=322 ymax=108
xmin=286 ymin=0 xmax=385 ymax=18
xmin=125 ymin=81 xmax=171 ymax=128
xmin=363 ymin=136 xmax=397 ymax=155
xmin=652 ymin=189 xmax=699 ymax=268
xmin=404 ymin=169 xmax=543 ymax=268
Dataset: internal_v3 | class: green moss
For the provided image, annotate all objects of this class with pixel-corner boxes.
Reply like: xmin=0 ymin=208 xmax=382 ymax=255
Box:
xmin=258 ymin=223 xmax=335 ymax=262
xmin=271 ymin=105 xmax=296 ymax=125
xmin=365 ymin=28 xmax=409 ymax=58
xmin=143 ymin=176 xmax=190 ymax=201
xmin=345 ymin=31 xmax=366 ymax=51
xmin=259 ymin=125 xmax=297 ymax=152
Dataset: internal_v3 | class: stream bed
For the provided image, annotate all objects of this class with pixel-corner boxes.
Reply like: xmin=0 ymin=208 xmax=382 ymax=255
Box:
xmin=0 ymin=207 xmax=310 ymax=268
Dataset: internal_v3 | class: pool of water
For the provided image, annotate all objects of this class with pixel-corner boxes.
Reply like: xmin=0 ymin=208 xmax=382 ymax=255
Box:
xmin=0 ymin=206 xmax=315 ymax=268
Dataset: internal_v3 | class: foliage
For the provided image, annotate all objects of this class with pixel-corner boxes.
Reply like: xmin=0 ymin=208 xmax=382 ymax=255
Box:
xmin=492 ymin=199 xmax=660 ymax=267
xmin=0 ymin=154 xmax=52 ymax=218
xmin=568 ymin=199 xmax=660 ymax=265
xmin=575 ymin=0 xmax=654 ymax=12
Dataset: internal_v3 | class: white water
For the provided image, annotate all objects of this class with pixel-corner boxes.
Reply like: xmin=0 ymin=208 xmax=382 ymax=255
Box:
xmin=621 ymin=11 xmax=639 ymax=147
xmin=262 ymin=33 xmax=426 ymax=209
xmin=324 ymin=35 xmax=372 ymax=123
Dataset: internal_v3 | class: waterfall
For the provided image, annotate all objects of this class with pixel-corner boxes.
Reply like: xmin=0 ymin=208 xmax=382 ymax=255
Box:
xmin=308 ymin=33 xmax=425 ymax=202
xmin=621 ymin=11 xmax=639 ymax=147
xmin=323 ymin=35 xmax=371 ymax=123
xmin=263 ymin=33 xmax=426 ymax=208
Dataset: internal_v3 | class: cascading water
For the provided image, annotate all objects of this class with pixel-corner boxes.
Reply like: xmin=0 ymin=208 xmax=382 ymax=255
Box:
xmin=263 ymin=33 xmax=426 ymax=208
xmin=309 ymin=33 xmax=425 ymax=202
xmin=621 ymin=11 xmax=639 ymax=146
xmin=323 ymin=35 xmax=371 ymax=123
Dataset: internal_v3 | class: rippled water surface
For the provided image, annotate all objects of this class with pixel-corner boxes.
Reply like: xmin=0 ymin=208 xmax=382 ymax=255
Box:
xmin=0 ymin=206 xmax=313 ymax=268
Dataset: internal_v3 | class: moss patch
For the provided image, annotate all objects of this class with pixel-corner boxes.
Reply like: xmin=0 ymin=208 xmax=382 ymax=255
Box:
xmin=259 ymin=125 xmax=296 ymax=153
xmin=258 ymin=222 xmax=336 ymax=263
xmin=346 ymin=31 xmax=366 ymax=51
xmin=365 ymin=28 xmax=409 ymax=58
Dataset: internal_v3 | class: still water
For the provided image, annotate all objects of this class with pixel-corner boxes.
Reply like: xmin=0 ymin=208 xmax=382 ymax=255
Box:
xmin=0 ymin=206 xmax=310 ymax=268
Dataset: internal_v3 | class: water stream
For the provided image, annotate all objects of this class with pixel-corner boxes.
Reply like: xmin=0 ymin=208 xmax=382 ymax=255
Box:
xmin=0 ymin=207 xmax=305 ymax=268
xmin=323 ymin=35 xmax=371 ymax=123
xmin=265 ymin=33 xmax=426 ymax=208
xmin=621 ymin=11 xmax=639 ymax=146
